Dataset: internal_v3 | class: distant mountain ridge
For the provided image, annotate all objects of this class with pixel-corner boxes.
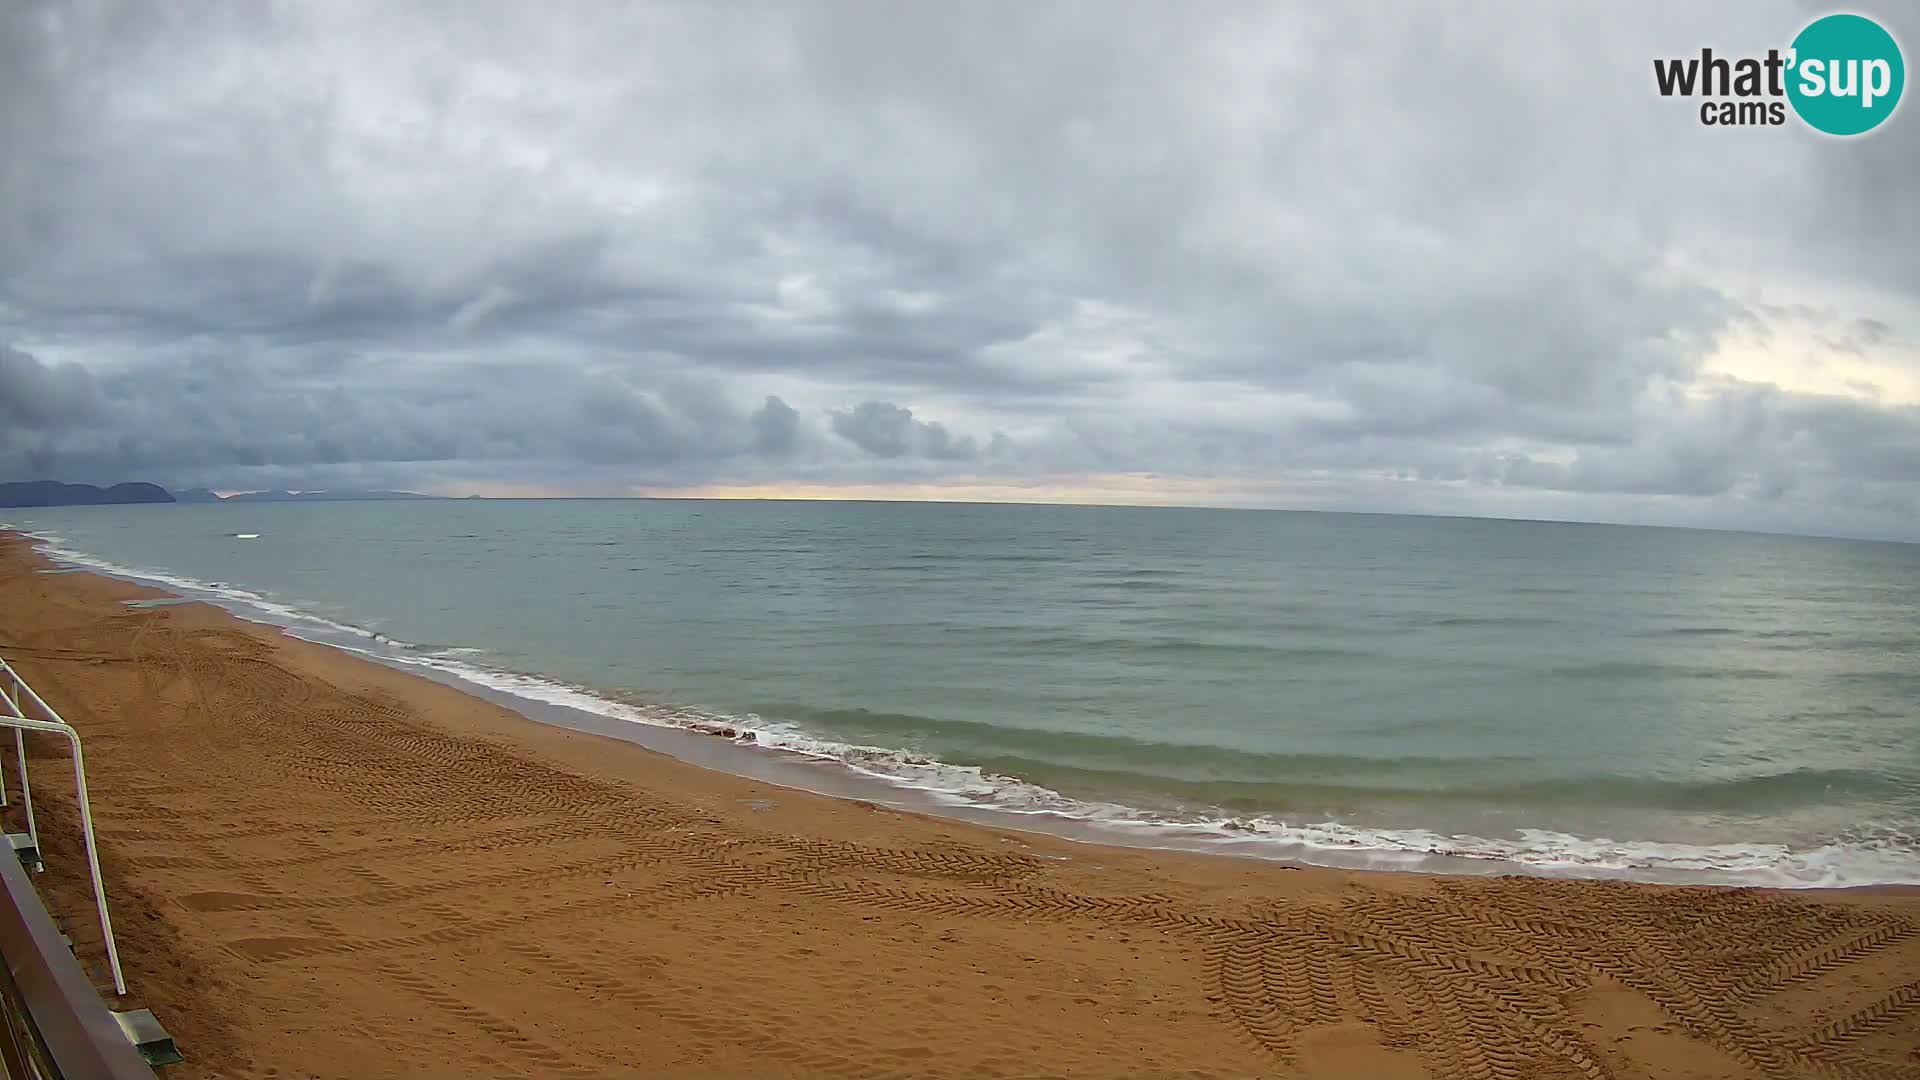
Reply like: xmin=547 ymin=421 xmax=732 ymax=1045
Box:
xmin=1 ymin=482 xmax=446 ymax=508
xmin=0 ymin=481 xmax=174 ymax=507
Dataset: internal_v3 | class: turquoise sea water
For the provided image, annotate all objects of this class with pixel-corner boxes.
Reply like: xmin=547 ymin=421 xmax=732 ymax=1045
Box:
xmin=8 ymin=500 xmax=1918 ymax=886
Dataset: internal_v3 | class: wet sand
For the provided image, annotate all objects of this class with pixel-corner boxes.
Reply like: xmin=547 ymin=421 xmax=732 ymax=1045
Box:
xmin=3 ymin=532 xmax=1917 ymax=1079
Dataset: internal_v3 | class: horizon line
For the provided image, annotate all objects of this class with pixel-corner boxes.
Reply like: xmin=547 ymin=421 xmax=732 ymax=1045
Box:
xmin=205 ymin=490 xmax=1920 ymax=547
xmin=5 ymin=479 xmax=1912 ymax=546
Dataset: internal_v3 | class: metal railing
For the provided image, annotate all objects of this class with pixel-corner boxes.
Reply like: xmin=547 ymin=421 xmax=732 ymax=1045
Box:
xmin=0 ymin=825 xmax=154 ymax=1079
xmin=0 ymin=660 xmax=124 ymax=996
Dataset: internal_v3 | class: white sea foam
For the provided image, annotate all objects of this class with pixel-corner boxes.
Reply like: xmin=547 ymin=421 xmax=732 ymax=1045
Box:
xmin=20 ymin=531 xmax=414 ymax=649
xmin=269 ymin=635 xmax=1920 ymax=888
xmin=15 ymin=528 xmax=1920 ymax=890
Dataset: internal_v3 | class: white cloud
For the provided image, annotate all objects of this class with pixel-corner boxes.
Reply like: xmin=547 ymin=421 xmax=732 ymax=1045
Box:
xmin=0 ymin=0 xmax=1916 ymax=539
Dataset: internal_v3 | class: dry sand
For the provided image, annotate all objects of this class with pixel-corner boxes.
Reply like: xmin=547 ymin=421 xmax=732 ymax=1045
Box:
xmin=1 ymin=532 xmax=1917 ymax=1080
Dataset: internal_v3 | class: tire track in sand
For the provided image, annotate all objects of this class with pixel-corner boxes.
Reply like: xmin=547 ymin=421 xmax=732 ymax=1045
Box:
xmin=13 ymin=579 xmax=1920 ymax=1080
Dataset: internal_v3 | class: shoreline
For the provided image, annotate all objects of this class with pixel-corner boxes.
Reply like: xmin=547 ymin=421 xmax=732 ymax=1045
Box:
xmin=3 ymin=531 xmax=1919 ymax=1077
xmin=10 ymin=525 xmax=1911 ymax=891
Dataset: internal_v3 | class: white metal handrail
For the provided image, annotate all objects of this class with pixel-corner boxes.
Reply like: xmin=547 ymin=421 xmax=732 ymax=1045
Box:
xmin=0 ymin=658 xmax=126 ymax=996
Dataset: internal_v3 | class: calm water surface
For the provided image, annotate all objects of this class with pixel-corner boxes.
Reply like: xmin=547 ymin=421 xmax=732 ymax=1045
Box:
xmin=11 ymin=500 xmax=1917 ymax=886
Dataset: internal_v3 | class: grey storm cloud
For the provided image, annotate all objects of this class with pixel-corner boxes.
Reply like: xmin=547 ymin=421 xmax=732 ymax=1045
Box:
xmin=1 ymin=0 xmax=1918 ymax=538
xmin=830 ymin=401 xmax=978 ymax=461
xmin=1 ymin=344 xmax=100 ymax=429
xmin=0 ymin=342 xmax=827 ymax=480
xmin=751 ymin=396 xmax=801 ymax=458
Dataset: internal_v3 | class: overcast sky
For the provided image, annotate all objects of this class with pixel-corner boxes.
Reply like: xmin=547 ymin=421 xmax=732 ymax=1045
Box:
xmin=3 ymin=1 xmax=1917 ymax=539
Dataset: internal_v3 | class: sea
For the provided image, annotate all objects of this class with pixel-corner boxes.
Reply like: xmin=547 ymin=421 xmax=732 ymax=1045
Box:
xmin=5 ymin=499 xmax=1917 ymax=888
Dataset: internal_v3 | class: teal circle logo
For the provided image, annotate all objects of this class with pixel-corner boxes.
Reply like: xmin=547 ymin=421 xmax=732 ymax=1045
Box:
xmin=1787 ymin=14 xmax=1904 ymax=135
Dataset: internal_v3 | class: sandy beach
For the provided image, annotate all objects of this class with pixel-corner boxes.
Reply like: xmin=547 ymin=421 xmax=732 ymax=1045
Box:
xmin=1 ymin=532 xmax=1916 ymax=1079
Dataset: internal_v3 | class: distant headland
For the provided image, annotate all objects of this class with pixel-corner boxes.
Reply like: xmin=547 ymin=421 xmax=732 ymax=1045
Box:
xmin=0 ymin=481 xmax=444 ymax=508
xmin=0 ymin=481 xmax=174 ymax=507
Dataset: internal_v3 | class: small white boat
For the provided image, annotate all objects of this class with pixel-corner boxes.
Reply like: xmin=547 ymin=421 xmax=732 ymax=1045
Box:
xmin=233 ymin=533 xmax=260 ymax=540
